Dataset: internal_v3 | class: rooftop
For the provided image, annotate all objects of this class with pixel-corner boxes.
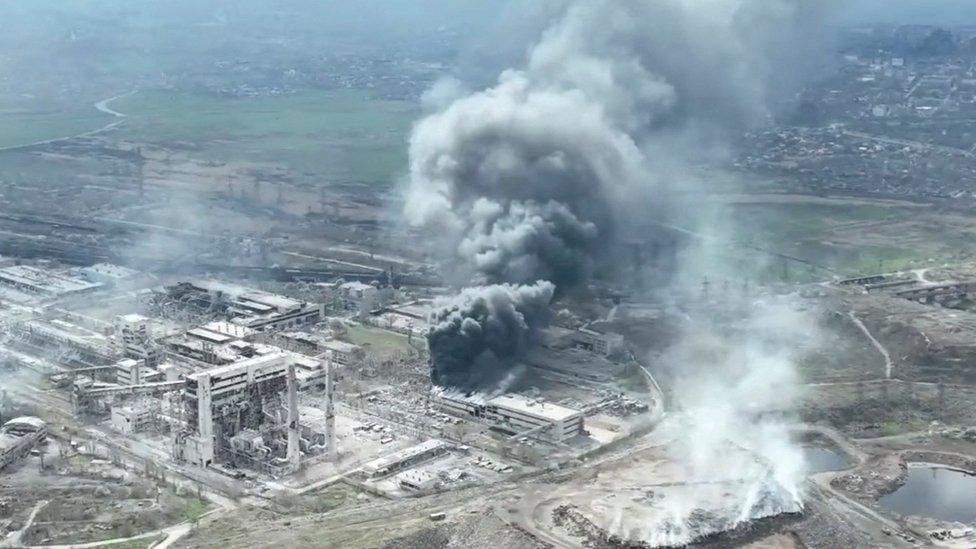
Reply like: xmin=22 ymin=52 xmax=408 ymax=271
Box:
xmin=322 ymin=340 xmax=363 ymax=354
xmin=81 ymin=263 xmax=141 ymax=279
xmin=361 ymin=439 xmax=448 ymax=474
xmin=487 ymin=393 xmax=583 ymax=423
xmin=0 ymin=265 xmax=103 ymax=296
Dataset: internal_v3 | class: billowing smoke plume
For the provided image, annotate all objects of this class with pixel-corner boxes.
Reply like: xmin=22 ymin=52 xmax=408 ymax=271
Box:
xmin=414 ymin=0 xmax=828 ymax=412
xmin=405 ymin=0 xmax=828 ymax=287
xmin=646 ymin=297 xmax=814 ymax=545
xmin=427 ymin=281 xmax=554 ymax=391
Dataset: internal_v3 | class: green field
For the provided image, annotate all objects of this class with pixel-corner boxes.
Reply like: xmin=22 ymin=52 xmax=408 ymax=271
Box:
xmin=343 ymin=324 xmax=420 ymax=356
xmin=0 ymin=107 xmax=114 ymax=149
xmin=727 ymin=199 xmax=948 ymax=282
xmin=112 ymin=89 xmax=419 ymax=186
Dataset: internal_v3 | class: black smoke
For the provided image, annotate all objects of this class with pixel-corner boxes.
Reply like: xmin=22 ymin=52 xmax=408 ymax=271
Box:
xmin=426 ymin=281 xmax=554 ymax=391
xmin=411 ymin=0 xmax=832 ymax=391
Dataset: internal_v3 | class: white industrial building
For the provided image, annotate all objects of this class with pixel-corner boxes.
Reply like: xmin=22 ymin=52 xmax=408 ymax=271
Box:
xmin=110 ymin=403 xmax=153 ymax=434
xmin=433 ymin=392 xmax=584 ymax=444
xmin=115 ymin=358 xmax=144 ymax=385
xmin=173 ymin=351 xmax=334 ymax=473
xmin=0 ymin=265 xmax=102 ymax=302
xmin=320 ymin=340 xmax=364 ymax=366
xmin=571 ymin=327 xmax=624 ymax=357
xmin=80 ymin=263 xmax=148 ymax=288
xmin=361 ymin=439 xmax=450 ymax=479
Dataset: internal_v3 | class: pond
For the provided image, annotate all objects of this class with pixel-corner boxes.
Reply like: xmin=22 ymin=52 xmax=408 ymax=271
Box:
xmin=803 ymin=447 xmax=849 ymax=474
xmin=879 ymin=466 xmax=976 ymax=524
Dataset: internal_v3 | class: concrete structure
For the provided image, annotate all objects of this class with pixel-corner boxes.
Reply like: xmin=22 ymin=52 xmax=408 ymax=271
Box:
xmin=0 ymin=417 xmax=46 ymax=471
xmin=286 ymin=363 xmax=301 ymax=471
xmin=338 ymin=281 xmax=378 ymax=311
xmin=433 ymin=392 xmax=584 ymax=444
xmin=0 ymin=265 xmax=102 ymax=300
xmin=320 ymin=340 xmax=364 ymax=366
xmin=165 ymin=280 xmax=325 ymax=331
xmin=397 ymin=469 xmax=439 ymax=491
xmin=115 ymin=314 xmax=160 ymax=365
xmin=80 ymin=263 xmax=147 ymax=288
xmin=361 ymin=439 xmax=449 ymax=479
xmin=895 ymin=280 xmax=976 ymax=304
xmin=21 ymin=318 xmax=118 ymax=365
xmin=323 ymin=353 xmax=336 ymax=460
xmin=571 ymin=327 xmax=624 ymax=357
xmin=114 ymin=358 xmax=143 ymax=385
xmin=270 ymin=330 xmax=332 ymax=356
xmin=174 ymin=353 xmax=300 ymax=473
xmin=110 ymin=403 xmax=152 ymax=434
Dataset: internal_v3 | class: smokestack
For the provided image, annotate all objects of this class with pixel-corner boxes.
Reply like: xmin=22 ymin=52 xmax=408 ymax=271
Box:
xmin=323 ymin=351 xmax=336 ymax=461
xmin=286 ymin=362 xmax=300 ymax=470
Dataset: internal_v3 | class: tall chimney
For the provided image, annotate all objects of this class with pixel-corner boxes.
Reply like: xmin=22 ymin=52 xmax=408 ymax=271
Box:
xmin=324 ymin=351 xmax=336 ymax=461
xmin=286 ymin=362 xmax=301 ymax=470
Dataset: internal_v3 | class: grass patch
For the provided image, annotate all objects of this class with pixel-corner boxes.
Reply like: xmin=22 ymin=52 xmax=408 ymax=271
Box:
xmin=880 ymin=418 xmax=929 ymax=437
xmin=727 ymin=200 xmax=941 ymax=280
xmin=272 ymin=484 xmax=364 ymax=515
xmin=343 ymin=324 xmax=419 ymax=355
xmin=0 ymin=107 xmax=114 ymax=149
xmin=162 ymin=491 xmax=210 ymax=523
xmin=111 ymin=88 xmax=418 ymax=186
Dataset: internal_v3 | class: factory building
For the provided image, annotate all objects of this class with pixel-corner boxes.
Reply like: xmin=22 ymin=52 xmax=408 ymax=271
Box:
xmin=320 ymin=340 xmax=364 ymax=366
xmin=0 ymin=265 xmax=102 ymax=302
xmin=80 ymin=263 xmax=148 ymax=288
xmin=115 ymin=358 xmax=143 ymax=385
xmin=171 ymin=351 xmax=333 ymax=475
xmin=433 ymin=392 xmax=584 ymax=444
xmin=175 ymin=353 xmax=292 ymax=467
xmin=110 ymin=403 xmax=153 ymax=434
xmin=21 ymin=318 xmax=119 ymax=365
xmin=163 ymin=280 xmax=325 ymax=332
xmin=571 ymin=327 xmax=624 ymax=357
xmin=361 ymin=439 xmax=450 ymax=479
xmin=266 ymin=331 xmax=364 ymax=366
xmin=268 ymin=330 xmax=329 ymax=355
xmin=0 ymin=417 xmax=47 ymax=471
xmin=115 ymin=314 xmax=161 ymax=366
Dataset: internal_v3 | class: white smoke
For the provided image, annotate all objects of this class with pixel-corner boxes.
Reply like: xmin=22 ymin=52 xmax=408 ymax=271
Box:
xmin=651 ymin=297 xmax=813 ymax=544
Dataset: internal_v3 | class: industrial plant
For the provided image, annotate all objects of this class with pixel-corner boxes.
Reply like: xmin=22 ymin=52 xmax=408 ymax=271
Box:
xmin=3 ymin=1 xmax=976 ymax=548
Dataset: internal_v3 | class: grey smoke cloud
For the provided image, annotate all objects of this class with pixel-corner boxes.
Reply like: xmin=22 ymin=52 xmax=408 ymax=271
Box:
xmin=427 ymin=281 xmax=554 ymax=390
xmin=415 ymin=0 xmax=831 ymax=411
xmin=405 ymin=0 xmax=828 ymax=288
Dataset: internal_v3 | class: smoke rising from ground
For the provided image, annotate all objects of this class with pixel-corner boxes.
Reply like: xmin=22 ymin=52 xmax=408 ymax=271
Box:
xmin=416 ymin=18 xmax=829 ymax=536
xmin=406 ymin=0 xmax=829 ymax=288
xmin=427 ymin=281 xmax=554 ymax=391
xmin=647 ymin=297 xmax=814 ymax=544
